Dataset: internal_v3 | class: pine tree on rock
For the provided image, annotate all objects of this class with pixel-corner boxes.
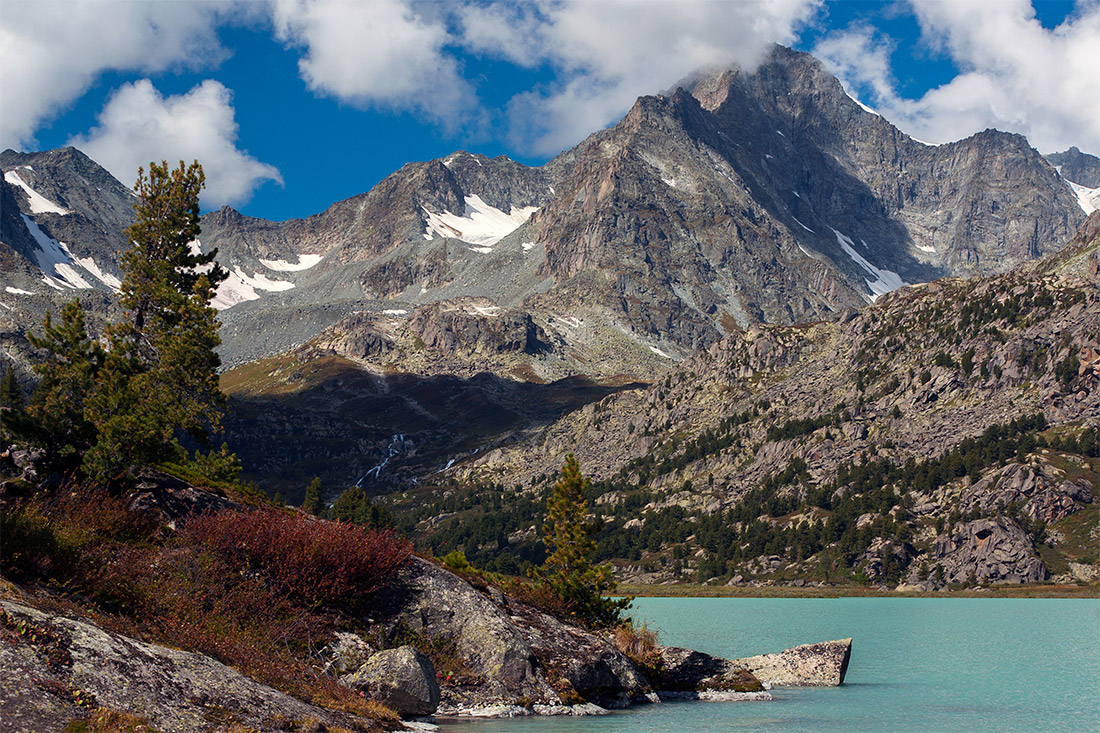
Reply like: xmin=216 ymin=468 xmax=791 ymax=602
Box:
xmin=84 ymin=161 xmax=228 ymax=479
xmin=535 ymin=453 xmax=629 ymax=628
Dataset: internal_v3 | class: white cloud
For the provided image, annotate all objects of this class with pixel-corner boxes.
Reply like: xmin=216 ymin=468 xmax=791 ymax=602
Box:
xmin=269 ymin=0 xmax=480 ymax=130
xmin=460 ymin=0 xmax=824 ymax=155
xmin=0 ymin=0 xmax=242 ymax=150
xmin=816 ymin=0 xmax=1100 ymax=155
xmin=68 ymin=80 xmax=282 ymax=207
xmin=265 ymin=0 xmax=823 ymax=154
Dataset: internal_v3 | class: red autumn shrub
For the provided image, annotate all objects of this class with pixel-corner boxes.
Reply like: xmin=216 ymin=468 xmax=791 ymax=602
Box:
xmin=180 ymin=509 xmax=411 ymax=609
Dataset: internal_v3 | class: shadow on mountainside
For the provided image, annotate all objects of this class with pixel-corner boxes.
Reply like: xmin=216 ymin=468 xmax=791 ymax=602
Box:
xmin=221 ymin=355 xmax=646 ymax=502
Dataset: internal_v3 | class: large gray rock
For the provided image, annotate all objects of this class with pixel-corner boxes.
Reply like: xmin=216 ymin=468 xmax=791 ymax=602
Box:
xmin=654 ymin=646 xmax=769 ymax=699
xmin=732 ymin=638 xmax=852 ymax=687
xmin=343 ymin=645 xmax=440 ymax=717
xmin=0 ymin=600 xmax=371 ymax=733
xmin=366 ymin=557 xmax=556 ymax=709
xmin=505 ymin=600 xmax=652 ymax=709
xmin=366 ymin=557 xmax=653 ymax=713
xmin=934 ymin=518 xmax=1049 ymax=585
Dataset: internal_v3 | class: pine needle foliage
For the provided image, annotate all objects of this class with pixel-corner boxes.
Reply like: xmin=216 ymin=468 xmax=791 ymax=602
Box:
xmin=20 ymin=302 xmax=104 ymax=462
xmin=82 ymin=161 xmax=227 ymax=479
xmin=533 ymin=454 xmax=629 ymax=628
xmin=6 ymin=161 xmax=233 ymax=482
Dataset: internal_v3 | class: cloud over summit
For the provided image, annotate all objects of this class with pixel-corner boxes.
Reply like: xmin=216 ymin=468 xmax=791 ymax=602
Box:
xmin=815 ymin=0 xmax=1100 ymax=155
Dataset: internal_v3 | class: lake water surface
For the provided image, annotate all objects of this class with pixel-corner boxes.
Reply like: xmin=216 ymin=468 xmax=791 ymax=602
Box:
xmin=437 ymin=597 xmax=1100 ymax=732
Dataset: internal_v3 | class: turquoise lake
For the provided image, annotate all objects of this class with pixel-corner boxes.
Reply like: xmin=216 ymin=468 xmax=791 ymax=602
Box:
xmin=437 ymin=597 xmax=1100 ymax=732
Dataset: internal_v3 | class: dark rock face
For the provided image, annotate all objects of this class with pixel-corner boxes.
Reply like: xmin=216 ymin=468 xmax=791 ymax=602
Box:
xmin=934 ymin=519 xmax=1049 ymax=584
xmin=126 ymin=470 xmax=241 ymax=527
xmin=732 ymin=638 xmax=852 ymax=687
xmin=1046 ymin=147 xmax=1100 ymax=187
xmin=655 ymin=647 xmax=765 ymax=693
xmin=343 ymin=645 xmax=440 ymax=716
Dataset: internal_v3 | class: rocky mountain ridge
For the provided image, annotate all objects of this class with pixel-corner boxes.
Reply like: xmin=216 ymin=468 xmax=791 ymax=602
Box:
xmin=395 ymin=212 xmax=1100 ymax=589
xmin=2 ymin=46 xmax=1091 ymax=379
xmin=1 ymin=48 xmax=1097 ymax=535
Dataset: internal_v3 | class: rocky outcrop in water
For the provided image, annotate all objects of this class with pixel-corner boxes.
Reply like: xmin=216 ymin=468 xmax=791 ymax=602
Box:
xmin=731 ymin=638 xmax=852 ymax=687
xmin=354 ymin=556 xmax=852 ymax=716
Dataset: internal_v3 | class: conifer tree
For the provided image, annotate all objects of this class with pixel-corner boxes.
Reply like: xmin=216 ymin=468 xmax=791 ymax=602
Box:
xmin=534 ymin=454 xmax=628 ymax=628
xmin=0 ymin=365 xmax=23 ymax=409
xmin=83 ymin=161 xmax=227 ymax=479
xmin=302 ymin=476 xmax=324 ymax=515
xmin=19 ymin=301 xmax=104 ymax=463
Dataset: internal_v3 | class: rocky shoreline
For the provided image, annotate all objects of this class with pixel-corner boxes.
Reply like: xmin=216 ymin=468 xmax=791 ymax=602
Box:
xmin=1 ymin=553 xmax=852 ymax=730
xmin=331 ymin=556 xmax=851 ymax=721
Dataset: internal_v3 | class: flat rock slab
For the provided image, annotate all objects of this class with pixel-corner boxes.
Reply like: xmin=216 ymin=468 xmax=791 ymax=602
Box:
xmin=733 ymin=638 xmax=852 ymax=687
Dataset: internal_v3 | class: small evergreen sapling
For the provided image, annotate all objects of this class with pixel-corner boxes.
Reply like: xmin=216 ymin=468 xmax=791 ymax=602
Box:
xmin=533 ymin=454 xmax=629 ymax=628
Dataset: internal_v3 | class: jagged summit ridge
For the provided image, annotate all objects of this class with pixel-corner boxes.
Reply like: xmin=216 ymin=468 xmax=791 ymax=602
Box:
xmin=1 ymin=45 xmax=1090 ymax=375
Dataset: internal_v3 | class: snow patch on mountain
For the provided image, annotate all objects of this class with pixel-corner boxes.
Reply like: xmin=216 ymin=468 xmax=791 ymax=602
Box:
xmin=845 ymin=92 xmax=879 ymax=117
xmin=831 ymin=227 xmax=908 ymax=301
xmin=1067 ymin=180 xmax=1099 ymax=215
xmin=5 ymin=287 xmax=34 ymax=295
xmin=422 ymin=195 xmax=537 ymax=247
xmin=212 ymin=266 xmax=295 ymax=310
xmin=73 ymin=255 xmax=121 ymax=291
xmin=259 ymin=254 xmax=323 ymax=271
xmin=5 ymin=170 xmax=69 ymax=215
xmin=792 ymin=216 xmax=814 ymax=233
xmin=21 ymin=214 xmax=93 ymax=289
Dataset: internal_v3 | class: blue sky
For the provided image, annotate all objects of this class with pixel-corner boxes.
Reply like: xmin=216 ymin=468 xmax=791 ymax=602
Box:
xmin=3 ymin=1 xmax=1097 ymax=221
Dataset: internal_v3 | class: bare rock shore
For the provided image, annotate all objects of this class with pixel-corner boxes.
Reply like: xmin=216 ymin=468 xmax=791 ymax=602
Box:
xmin=1 ymin=556 xmax=852 ymax=729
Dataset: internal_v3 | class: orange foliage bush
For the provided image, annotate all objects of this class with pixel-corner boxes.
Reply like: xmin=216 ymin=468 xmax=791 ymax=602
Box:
xmin=180 ymin=509 xmax=411 ymax=609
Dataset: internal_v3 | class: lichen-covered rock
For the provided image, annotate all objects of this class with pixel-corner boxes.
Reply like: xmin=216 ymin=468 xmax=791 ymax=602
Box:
xmin=934 ymin=518 xmax=1049 ymax=584
xmin=732 ymin=638 xmax=852 ymax=687
xmin=0 ymin=601 xmax=372 ymax=733
xmin=366 ymin=557 xmax=556 ymax=709
xmin=654 ymin=646 xmax=769 ymax=698
xmin=343 ymin=645 xmax=440 ymax=717
xmin=505 ymin=601 xmax=651 ymax=709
